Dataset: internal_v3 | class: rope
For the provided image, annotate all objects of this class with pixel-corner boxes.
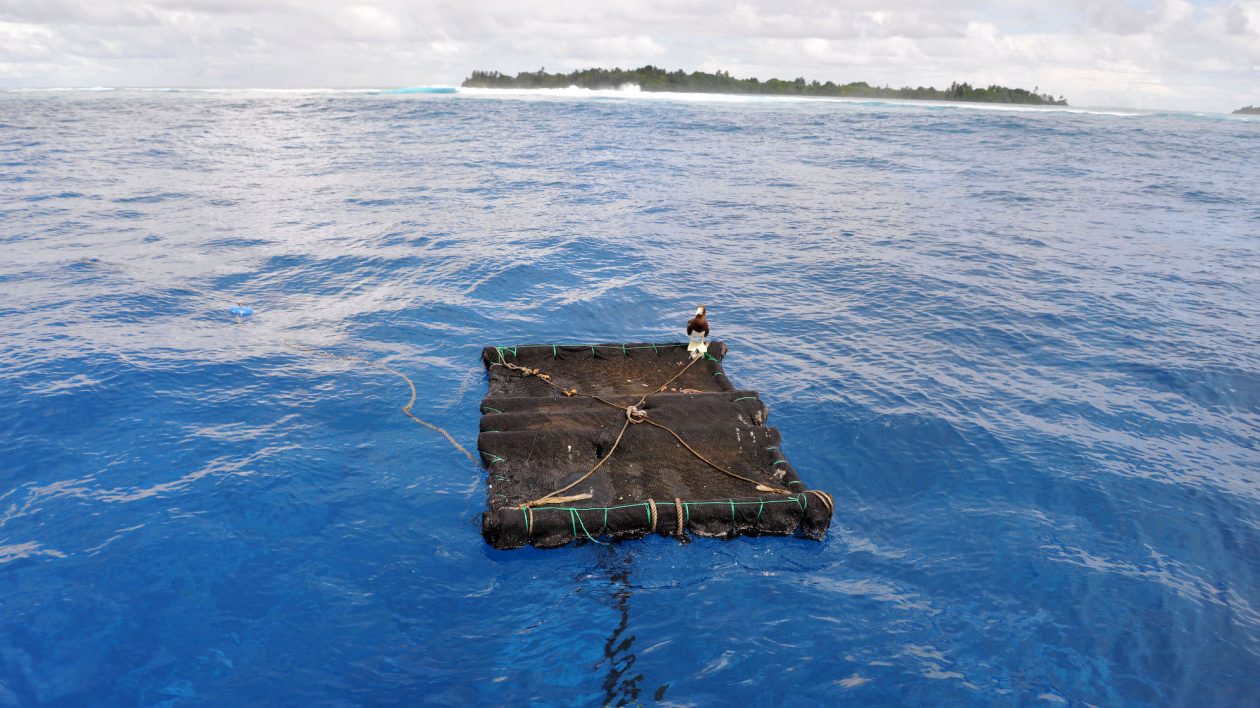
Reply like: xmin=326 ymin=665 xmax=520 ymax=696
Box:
xmin=572 ymin=508 xmax=608 ymax=545
xmin=497 ymin=343 xmax=685 ymax=352
xmin=513 ymin=496 xmax=821 ymax=540
xmin=643 ymin=419 xmax=792 ymax=495
xmin=806 ymin=489 xmax=835 ymax=514
xmin=491 ymin=348 xmax=795 ymax=508
xmin=653 ymin=355 xmax=703 ymax=393
xmin=78 ymin=261 xmax=480 ymax=469
xmin=520 ymin=417 xmax=631 ymax=508
xmin=501 ymin=354 xmax=704 ymax=508
xmin=289 ymin=343 xmax=477 ymax=466
xmin=512 ymin=496 xmax=801 ymax=514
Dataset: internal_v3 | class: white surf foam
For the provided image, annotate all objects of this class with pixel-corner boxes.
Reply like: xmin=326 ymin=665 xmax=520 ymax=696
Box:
xmin=454 ymin=84 xmax=1152 ymax=117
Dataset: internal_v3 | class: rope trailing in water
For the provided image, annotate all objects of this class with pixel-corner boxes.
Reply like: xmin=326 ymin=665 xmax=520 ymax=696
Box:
xmin=83 ymin=258 xmax=477 ymax=469
xmin=292 ymin=343 xmax=478 ymax=466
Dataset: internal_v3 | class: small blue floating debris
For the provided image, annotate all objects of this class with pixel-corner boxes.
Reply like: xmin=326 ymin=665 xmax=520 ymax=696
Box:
xmin=230 ymin=303 xmax=253 ymax=317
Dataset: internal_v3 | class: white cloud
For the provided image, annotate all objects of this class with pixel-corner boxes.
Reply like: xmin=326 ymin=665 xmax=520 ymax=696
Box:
xmin=0 ymin=0 xmax=1256 ymax=110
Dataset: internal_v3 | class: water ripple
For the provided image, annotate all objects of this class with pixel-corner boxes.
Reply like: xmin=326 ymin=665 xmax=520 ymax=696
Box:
xmin=1 ymin=91 xmax=1258 ymax=705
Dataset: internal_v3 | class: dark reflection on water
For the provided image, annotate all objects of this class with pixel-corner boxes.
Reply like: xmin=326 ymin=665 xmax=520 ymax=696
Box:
xmin=597 ymin=550 xmax=647 ymax=706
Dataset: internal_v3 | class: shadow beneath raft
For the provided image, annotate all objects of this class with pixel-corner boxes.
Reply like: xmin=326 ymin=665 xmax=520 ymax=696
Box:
xmin=596 ymin=549 xmax=669 ymax=706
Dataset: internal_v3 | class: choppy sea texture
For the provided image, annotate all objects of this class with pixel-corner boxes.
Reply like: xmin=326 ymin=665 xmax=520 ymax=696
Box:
xmin=2 ymin=89 xmax=1259 ymax=705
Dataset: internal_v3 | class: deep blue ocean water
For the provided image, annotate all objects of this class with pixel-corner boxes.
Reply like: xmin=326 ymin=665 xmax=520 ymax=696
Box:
xmin=1 ymin=89 xmax=1258 ymax=706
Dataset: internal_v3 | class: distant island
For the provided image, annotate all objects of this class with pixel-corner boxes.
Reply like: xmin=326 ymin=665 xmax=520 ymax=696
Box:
xmin=463 ymin=65 xmax=1068 ymax=106
xmin=1235 ymin=105 xmax=1260 ymax=115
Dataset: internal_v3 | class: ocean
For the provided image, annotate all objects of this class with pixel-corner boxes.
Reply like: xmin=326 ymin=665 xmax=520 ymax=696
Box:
xmin=1 ymin=88 xmax=1258 ymax=705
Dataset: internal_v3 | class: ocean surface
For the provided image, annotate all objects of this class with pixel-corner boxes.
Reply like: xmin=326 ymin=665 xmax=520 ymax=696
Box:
xmin=2 ymin=88 xmax=1258 ymax=706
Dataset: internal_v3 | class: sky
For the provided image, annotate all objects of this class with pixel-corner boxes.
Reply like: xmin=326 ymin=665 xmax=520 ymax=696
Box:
xmin=0 ymin=0 xmax=1257 ymax=111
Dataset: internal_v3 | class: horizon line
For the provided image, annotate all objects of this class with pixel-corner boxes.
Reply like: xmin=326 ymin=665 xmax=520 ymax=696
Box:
xmin=0 ymin=85 xmax=1252 ymax=116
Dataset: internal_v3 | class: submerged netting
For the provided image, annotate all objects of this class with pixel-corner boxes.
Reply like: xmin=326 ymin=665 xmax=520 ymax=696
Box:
xmin=479 ymin=342 xmax=834 ymax=549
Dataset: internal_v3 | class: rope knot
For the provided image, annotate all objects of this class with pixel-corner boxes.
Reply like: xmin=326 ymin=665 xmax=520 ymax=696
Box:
xmin=625 ymin=405 xmax=648 ymax=423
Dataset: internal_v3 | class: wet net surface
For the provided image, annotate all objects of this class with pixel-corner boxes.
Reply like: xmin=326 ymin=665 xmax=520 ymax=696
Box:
xmin=479 ymin=342 xmax=834 ymax=549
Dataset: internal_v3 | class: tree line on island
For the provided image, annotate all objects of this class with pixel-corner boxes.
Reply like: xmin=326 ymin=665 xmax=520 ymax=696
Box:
xmin=1235 ymin=105 xmax=1260 ymax=115
xmin=463 ymin=65 xmax=1068 ymax=105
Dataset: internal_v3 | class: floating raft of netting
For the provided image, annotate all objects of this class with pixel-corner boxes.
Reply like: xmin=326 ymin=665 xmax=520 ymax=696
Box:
xmin=478 ymin=342 xmax=834 ymax=549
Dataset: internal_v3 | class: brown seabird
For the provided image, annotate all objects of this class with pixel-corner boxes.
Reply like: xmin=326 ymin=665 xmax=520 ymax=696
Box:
xmin=686 ymin=305 xmax=709 ymax=359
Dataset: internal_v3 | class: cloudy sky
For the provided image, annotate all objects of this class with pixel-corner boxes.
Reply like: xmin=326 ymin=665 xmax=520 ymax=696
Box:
xmin=1 ymin=0 xmax=1257 ymax=111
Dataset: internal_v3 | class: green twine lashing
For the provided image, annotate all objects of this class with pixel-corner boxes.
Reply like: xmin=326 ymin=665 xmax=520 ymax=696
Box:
xmin=571 ymin=508 xmax=608 ymax=545
xmin=518 ymin=496 xmax=815 ymax=545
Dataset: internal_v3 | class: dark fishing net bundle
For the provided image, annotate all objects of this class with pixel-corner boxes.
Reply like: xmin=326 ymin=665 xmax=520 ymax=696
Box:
xmin=478 ymin=342 xmax=835 ymax=549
